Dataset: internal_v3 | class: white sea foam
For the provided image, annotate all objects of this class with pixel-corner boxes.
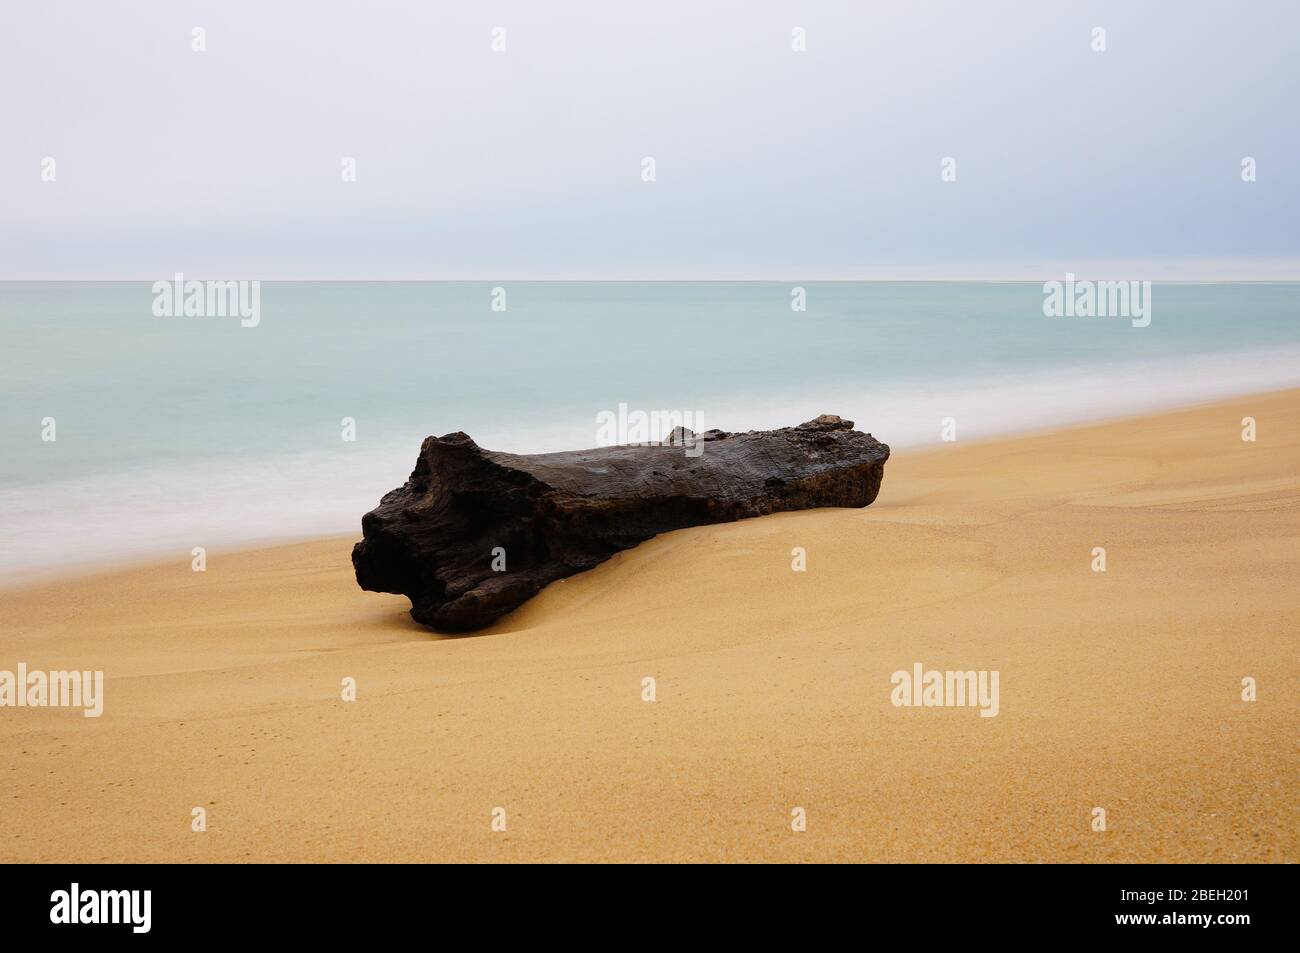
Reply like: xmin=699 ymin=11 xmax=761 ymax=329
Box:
xmin=698 ymin=343 xmax=1300 ymax=450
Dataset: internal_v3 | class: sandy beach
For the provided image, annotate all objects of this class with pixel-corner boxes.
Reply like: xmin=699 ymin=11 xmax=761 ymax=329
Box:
xmin=1 ymin=390 xmax=1295 ymax=863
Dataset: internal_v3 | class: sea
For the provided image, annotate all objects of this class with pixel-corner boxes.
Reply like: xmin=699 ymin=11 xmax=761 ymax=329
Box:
xmin=2 ymin=281 xmax=1298 ymax=578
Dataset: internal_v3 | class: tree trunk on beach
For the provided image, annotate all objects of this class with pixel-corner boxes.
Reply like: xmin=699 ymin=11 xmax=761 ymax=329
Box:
xmin=352 ymin=415 xmax=890 ymax=632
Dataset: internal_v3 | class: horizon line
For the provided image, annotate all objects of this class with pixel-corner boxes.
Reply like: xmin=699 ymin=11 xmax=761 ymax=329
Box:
xmin=5 ymin=277 xmax=1300 ymax=284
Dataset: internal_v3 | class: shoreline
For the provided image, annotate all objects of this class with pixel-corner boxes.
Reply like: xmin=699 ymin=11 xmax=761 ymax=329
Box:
xmin=5 ymin=378 xmax=1300 ymax=588
xmin=1 ymin=390 xmax=1296 ymax=862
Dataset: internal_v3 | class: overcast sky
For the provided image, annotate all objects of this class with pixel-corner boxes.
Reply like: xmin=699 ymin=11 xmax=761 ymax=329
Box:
xmin=3 ymin=0 xmax=1298 ymax=279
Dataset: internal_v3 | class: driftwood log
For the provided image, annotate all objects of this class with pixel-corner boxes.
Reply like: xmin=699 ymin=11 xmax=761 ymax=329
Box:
xmin=352 ymin=415 xmax=889 ymax=631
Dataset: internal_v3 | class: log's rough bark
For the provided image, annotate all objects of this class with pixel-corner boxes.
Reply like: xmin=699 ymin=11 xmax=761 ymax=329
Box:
xmin=352 ymin=415 xmax=889 ymax=632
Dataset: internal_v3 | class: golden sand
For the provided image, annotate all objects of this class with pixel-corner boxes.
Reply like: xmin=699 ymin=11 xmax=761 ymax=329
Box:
xmin=1 ymin=391 xmax=1296 ymax=862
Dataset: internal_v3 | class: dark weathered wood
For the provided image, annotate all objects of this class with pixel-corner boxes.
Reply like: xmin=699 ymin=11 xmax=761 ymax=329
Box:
xmin=352 ymin=415 xmax=889 ymax=631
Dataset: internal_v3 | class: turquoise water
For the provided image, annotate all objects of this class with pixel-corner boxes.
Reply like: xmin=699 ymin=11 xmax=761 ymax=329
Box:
xmin=2 ymin=281 xmax=1298 ymax=574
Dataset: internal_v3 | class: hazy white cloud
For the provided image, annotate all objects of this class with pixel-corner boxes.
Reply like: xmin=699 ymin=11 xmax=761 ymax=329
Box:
xmin=3 ymin=0 xmax=1297 ymax=278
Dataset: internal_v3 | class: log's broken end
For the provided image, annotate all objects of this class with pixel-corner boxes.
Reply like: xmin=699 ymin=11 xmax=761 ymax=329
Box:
xmin=354 ymin=416 xmax=889 ymax=632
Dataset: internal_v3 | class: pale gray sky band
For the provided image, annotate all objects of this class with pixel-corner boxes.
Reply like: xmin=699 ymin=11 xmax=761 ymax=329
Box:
xmin=4 ymin=0 xmax=1297 ymax=279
